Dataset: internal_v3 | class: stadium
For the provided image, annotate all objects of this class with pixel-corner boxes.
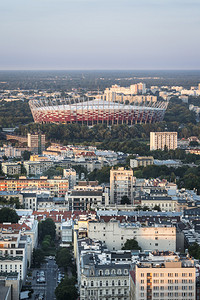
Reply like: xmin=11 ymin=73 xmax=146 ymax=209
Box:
xmin=29 ymin=98 xmax=168 ymax=126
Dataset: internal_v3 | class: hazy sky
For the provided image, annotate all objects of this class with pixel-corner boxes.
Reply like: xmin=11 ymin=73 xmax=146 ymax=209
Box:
xmin=0 ymin=0 xmax=200 ymax=70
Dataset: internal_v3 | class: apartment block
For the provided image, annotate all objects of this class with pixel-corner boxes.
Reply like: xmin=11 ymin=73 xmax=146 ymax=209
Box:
xmin=27 ymin=133 xmax=45 ymax=154
xmin=130 ymin=252 xmax=196 ymax=300
xmin=130 ymin=156 xmax=154 ymax=168
xmin=63 ymin=168 xmax=77 ymax=189
xmin=88 ymin=221 xmax=176 ymax=251
xmin=150 ymin=132 xmax=177 ymax=151
xmin=76 ymin=238 xmax=131 ymax=300
xmin=110 ymin=167 xmax=135 ymax=205
xmin=0 ymin=228 xmax=28 ymax=282
xmin=0 ymin=176 xmax=69 ymax=197
xmin=1 ymin=162 xmax=21 ymax=176
xmin=23 ymin=160 xmax=53 ymax=176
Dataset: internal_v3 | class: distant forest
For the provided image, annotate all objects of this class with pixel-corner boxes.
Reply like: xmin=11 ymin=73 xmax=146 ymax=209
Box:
xmin=0 ymin=70 xmax=200 ymax=91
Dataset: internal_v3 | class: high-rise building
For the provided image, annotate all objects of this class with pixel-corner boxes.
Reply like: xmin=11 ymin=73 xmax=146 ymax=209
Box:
xmin=110 ymin=167 xmax=135 ymax=205
xmin=27 ymin=133 xmax=45 ymax=154
xmin=130 ymin=252 xmax=196 ymax=300
xmin=150 ymin=132 xmax=177 ymax=151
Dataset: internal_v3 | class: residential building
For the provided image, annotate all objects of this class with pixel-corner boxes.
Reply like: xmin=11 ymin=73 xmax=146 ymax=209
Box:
xmin=150 ymin=132 xmax=177 ymax=151
xmin=27 ymin=133 xmax=45 ymax=154
xmin=76 ymin=238 xmax=131 ymax=300
xmin=110 ymin=167 xmax=135 ymax=205
xmin=88 ymin=221 xmax=176 ymax=251
xmin=0 ymin=228 xmax=28 ymax=282
xmin=63 ymin=168 xmax=77 ymax=189
xmin=0 ymin=176 xmax=69 ymax=197
xmin=130 ymin=157 xmax=154 ymax=168
xmin=130 ymin=251 xmax=196 ymax=300
xmin=23 ymin=160 xmax=53 ymax=176
xmin=65 ymin=182 xmax=109 ymax=211
xmin=1 ymin=162 xmax=21 ymax=176
xmin=0 ymin=274 xmax=20 ymax=300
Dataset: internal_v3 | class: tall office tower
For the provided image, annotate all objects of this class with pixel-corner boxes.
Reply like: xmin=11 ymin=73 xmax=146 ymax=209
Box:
xmin=130 ymin=252 xmax=196 ymax=300
xmin=27 ymin=133 xmax=45 ymax=154
xmin=110 ymin=167 xmax=135 ymax=205
xmin=150 ymin=132 xmax=177 ymax=151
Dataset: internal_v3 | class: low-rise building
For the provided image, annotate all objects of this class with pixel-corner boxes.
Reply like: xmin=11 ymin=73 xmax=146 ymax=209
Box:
xmin=1 ymin=162 xmax=21 ymax=176
xmin=130 ymin=157 xmax=154 ymax=168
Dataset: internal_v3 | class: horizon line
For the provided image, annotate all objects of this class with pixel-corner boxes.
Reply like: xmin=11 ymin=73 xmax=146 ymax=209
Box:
xmin=0 ymin=68 xmax=200 ymax=72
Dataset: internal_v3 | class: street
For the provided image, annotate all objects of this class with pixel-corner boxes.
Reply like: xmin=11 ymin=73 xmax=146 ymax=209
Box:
xmin=30 ymin=258 xmax=58 ymax=300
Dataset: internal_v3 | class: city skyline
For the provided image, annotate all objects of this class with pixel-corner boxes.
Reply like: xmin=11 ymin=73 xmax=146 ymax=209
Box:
xmin=0 ymin=0 xmax=200 ymax=70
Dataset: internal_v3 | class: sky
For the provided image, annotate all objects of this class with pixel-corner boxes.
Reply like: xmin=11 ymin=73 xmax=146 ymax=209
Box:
xmin=0 ymin=0 xmax=200 ymax=70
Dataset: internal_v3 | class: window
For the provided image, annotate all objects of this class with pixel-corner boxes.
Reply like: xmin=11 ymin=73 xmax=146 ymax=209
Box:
xmin=106 ymin=281 xmax=108 ymax=286
xmin=141 ymin=273 xmax=144 ymax=277
xmin=91 ymin=281 xmax=94 ymax=287
xmin=105 ymin=269 xmax=109 ymax=275
xmin=99 ymin=270 xmax=103 ymax=276
xmin=124 ymin=280 xmax=127 ymax=286
xmin=100 ymin=281 xmax=102 ymax=287
xmin=112 ymin=280 xmax=115 ymax=286
xmin=118 ymin=280 xmax=121 ymax=286
xmin=141 ymin=286 xmax=144 ymax=290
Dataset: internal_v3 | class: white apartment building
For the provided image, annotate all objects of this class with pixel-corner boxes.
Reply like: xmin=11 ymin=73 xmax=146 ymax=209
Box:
xmin=104 ymin=83 xmax=146 ymax=101
xmin=27 ymin=133 xmax=45 ymax=154
xmin=110 ymin=167 xmax=135 ymax=205
xmin=88 ymin=221 xmax=176 ymax=252
xmin=150 ymin=132 xmax=177 ymax=151
xmin=77 ymin=238 xmax=131 ymax=300
xmin=130 ymin=252 xmax=196 ymax=300
xmin=130 ymin=157 xmax=154 ymax=168
xmin=0 ymin=229 xmax=28 ymax=283
xmin=61 ymin=220 xmax=73 ymax=245
xmin=23 ymin=160 xmax=53 ymax=176
xmin=2 ymin=162 xmax=21 ymax=176
xmin=63 ymin=168 xmax=77 ymax=189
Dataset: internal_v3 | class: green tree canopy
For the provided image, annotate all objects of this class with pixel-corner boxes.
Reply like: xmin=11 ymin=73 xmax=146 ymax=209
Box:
xmin=55 ymin=276 xmax=78 ymax=300
xmin=56 ymin=247 xmax=73 ymax=271
xmin=32 ymin=248 xmax=45 ymax=267
xmin=39 ymin=218 xmax=56 ymax=241
xmin=0 ymin=207 xmax=19 ymax=223
xmin=121 ymin=195 xmax=130 ymax=205
xmin=122 ymin=238 xmax=141 ymax=251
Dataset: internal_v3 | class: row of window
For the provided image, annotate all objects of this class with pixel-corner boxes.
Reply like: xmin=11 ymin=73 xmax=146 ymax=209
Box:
xmin=140 ymin=272 xmax=193 ymax=277
xmin=87 ymin=279 xmax=128 ymax=287
xmin=140 ymin=292 xmax=194 ymax=297
xmin=98 ymin=269 xmax=128 ymax=276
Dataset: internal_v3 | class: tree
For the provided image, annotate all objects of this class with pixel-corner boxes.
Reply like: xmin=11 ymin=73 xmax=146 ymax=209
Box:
xmin=0 ymin=207 xmax=19 ymax=223
xmin=55 ymin=276 xmax=78 ymax=300
xmin=22 ymin=150 xmax=31 ymax=161
xmin=56 ymin=247 xmax=73 ymax=271
xmin=189 ymin=141 xmax=199 ymax=147
xmin=153 ymin=205 xmax=161 ymax=212
xmin=188 ymin=242 xmax=200 ymax=259
xmin=39 ymin=218 xmax=56 ymax=241
xmin=32 ymin=248 xmax=45 ymax=267
xmin=122 ymin=239 xmax=141 ymax=251
xmin=121 ymin=195 xmax=130 ymax=205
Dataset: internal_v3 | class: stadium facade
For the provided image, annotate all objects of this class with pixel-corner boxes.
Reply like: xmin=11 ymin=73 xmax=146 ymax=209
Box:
xmin=29 ymin=98 xmax=168 ymax=126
